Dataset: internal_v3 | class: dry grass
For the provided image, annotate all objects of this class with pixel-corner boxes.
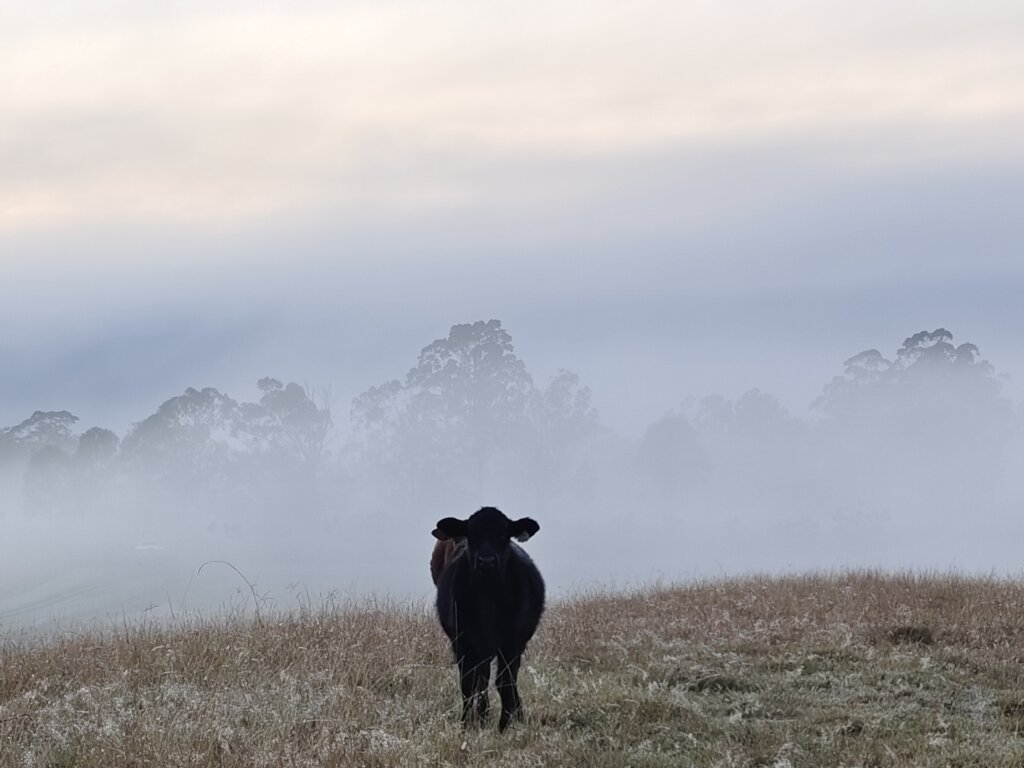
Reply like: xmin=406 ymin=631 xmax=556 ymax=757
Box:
xmin=4 ymin=572 xmax=1024 ymax=766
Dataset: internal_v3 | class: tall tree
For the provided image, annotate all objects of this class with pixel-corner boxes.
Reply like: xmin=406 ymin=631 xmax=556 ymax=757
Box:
xmin=350 ymin=320 xmax=599 ymax=508
xmin=1 ymin=410 xmax=80 ymax=515
xmin=636 ymin=412 xmax=707 ymax=502
xmin=814 ymin=329 xmax=1013 ymax=516
xmin=0 ymin=410 xmax=79 ymax=459
xmin=351 ymin=320 xmax=534 ymax=503
xmin=23 ymin=445 xmax=72 ymax=517
xmin=815 ymin=329 xmax=1004 ymax=417
xmin=240 ymin=378 xmax=333 ymax=472
xmin=120 ymin=380 xmax=333 ymax=520
xmin=120 ymin=387 xmax=244 ymax=509
xmin=76 ymin=427 xmax=119 ymax=466
xmin=404 ymin=319 xmax=534 ymax=447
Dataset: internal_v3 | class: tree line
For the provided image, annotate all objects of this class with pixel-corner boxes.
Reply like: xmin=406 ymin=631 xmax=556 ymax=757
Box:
xmin=1 ymin=322 xmax=1019 ymax=528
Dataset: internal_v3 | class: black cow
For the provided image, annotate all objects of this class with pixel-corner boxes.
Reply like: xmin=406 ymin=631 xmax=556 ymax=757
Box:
xmin=433 ymin=506 xmax=545 ymax=731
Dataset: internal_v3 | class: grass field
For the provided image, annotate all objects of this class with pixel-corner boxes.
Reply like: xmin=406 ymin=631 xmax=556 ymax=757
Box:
xmin=3 ymin=573 xmax=1024 ymax=767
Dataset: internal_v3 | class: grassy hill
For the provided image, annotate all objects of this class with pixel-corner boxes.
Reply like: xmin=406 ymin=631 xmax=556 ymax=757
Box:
xmin=3 ymin=573 xmax=1024 ymax=767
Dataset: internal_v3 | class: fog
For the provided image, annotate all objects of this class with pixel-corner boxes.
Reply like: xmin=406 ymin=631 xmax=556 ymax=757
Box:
xmin=3 ymin=0 xmax=1024 ymax=635
xmin=2 ymin=320 xmax=1022 ymax=634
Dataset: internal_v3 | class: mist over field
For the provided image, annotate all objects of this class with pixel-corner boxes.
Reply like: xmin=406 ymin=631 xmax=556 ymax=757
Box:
xmin=3 ymin=0 xmax=1024 ymax=637
xmin=1 ymin=319 xmax=1022 ymax=633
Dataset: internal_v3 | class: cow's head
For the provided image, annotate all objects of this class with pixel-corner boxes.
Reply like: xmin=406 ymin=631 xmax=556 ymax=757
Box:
xmin=433 ymin=506 xmax=539 ymax=574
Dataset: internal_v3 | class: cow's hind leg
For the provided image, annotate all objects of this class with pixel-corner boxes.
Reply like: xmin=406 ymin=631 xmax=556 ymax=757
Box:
xmin=496 ymin=651 xmax=523 ymax=732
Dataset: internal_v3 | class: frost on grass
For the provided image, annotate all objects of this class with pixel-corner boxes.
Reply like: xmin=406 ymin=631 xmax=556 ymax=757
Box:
xmin=5 ymin=574 xmax=1024 ymax=766
xmin=10 ymin=675 xmax=352 ymax=766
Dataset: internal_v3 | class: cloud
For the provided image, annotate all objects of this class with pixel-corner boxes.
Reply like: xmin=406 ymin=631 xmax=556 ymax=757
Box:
xmin=2 ymin=0 xmax=1022 ymax=230
xmin=2 ymin=0 xmax=1023 ymax=435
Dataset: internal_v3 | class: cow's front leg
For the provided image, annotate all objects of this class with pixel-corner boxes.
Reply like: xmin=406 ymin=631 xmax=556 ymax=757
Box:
xmin=458 ymin=655 xmax=490 ymax=726
xmin=496 ymin=651 xmax=523 ymax=731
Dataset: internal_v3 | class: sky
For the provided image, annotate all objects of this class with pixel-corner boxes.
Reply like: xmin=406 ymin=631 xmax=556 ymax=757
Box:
xmin=3 ymin=0 xmax=1024 ymax=436
xmin=3 ymin=1 xmax=1024 ymax=630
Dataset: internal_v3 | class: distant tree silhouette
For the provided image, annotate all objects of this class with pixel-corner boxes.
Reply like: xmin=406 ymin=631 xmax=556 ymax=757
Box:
xmin=352 ymin=320 xmax=533 ymax=503
xmin=532 ymin=370 xmax=599 ymax=448
xmin=76 ymin=427 xmax=119 ymax=466
xmin=405 ymin=319 xmax=534 ymax=449
xmin=120 ymin=380 xmax=332 ymax=519
xmin=236 ymin=378 xmax=334 ymax=516
xmin=0 ymin=410 xmax=79 ymax=460
xmin=350 ymin=320 xmax=600 ymax=509
xmin=23 ymin=445 xmax=72 ymax=517
xmin=241 ymin=378 xmax=333 ymax=472
xmin=814 ymin=328 xmax=1013 ymax=517
xmin=121 ymin=387 xmax=242 ymax=494
xmin=526 ymin=370 xmax=603 ymax=499
xmin=0 ymin=411 xmax=81 ymax=516
xmin=638 ymin=390 xmax=806 ymax=518
xmin=69 ymin=427 xmax=121 ymax=517
xmin=815 ymin=329 xmax=1003 ymax=417
xmin=636 ymin=413 xmax=708 ymax=502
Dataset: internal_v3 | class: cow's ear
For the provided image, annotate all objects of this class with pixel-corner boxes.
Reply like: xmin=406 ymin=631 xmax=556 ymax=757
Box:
xmin=435 ymin=517 xmax=467 ymax=539
xmin=431 ymin=528 xmax=450 ymax=541
xmin=510 ymin=517 xmax=539 ymax=542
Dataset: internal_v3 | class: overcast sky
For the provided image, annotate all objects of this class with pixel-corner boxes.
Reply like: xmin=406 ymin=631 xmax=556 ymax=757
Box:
xmin=3 ymin=0 xmax=1023 ymax=436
